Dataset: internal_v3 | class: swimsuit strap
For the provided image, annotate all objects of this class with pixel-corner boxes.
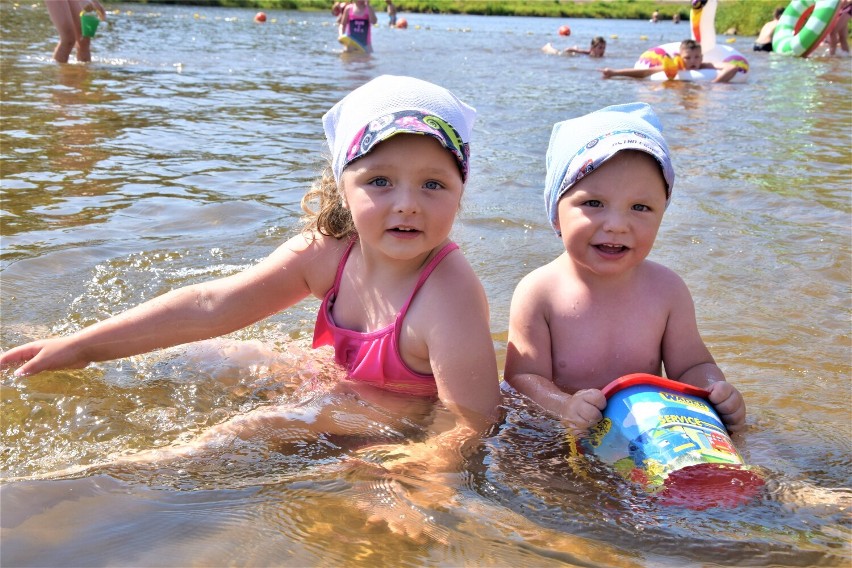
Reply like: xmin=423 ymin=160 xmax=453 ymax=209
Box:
xmin=331 ymin=237 xmax=358 ymax=295
xmin=397 ymin=242 xmax=459 ymax=316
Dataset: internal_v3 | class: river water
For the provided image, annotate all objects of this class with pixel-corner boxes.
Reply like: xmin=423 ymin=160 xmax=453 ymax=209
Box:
xmin=1 ymin=3 xmax=850 ymax=566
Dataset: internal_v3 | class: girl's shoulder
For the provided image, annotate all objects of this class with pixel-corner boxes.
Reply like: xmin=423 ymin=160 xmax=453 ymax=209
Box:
xmin=413 ymin=243 xmax=485 ymax=303
xmin=278 ymin=230 xmax=353 ymax=297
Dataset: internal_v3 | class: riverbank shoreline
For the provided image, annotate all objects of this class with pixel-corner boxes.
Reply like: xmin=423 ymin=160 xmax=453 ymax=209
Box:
xmin=112 ymin=0 xmax=784 ymax=37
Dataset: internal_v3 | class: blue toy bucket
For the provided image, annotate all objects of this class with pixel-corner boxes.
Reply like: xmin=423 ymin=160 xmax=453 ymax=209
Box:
xmin=583 ymin=373 xmax=763 ymax=509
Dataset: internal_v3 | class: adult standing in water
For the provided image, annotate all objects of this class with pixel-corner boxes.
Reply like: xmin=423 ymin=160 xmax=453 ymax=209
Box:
xmin=754 ymin=7 xmax=784 ymax=52
xmin=45 ymin=0 xmax=107 ymax=63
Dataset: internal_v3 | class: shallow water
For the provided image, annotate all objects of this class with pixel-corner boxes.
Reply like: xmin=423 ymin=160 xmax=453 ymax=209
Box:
xmin=1 ymin=3 xmax=850 ymax=567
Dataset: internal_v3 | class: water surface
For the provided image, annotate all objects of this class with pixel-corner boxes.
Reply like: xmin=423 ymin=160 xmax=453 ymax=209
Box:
xmin=1 ymin=3 xmax=850 ymax=566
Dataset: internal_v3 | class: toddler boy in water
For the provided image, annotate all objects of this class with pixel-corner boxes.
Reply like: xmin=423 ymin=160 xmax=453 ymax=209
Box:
xmin=504 ymin=103 xmax=746 ymax=434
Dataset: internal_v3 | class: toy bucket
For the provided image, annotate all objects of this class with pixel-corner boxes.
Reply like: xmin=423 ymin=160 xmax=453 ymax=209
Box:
xmin=80 ymin=11 xmax=100 ymax=38
xmin=583 ymin=373 xmax=763 ymax=509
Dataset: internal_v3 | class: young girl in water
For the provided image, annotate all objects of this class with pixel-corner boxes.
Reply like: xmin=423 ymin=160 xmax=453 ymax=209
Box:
xmin=339 ymin=0 xmax=377 ymax=52
xmin=0 ymin=75 xmax=501 ymax=477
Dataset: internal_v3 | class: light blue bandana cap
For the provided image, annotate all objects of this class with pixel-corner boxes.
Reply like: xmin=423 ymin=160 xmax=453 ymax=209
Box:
xmin=544 ymin=102 xmax=674 ymax=235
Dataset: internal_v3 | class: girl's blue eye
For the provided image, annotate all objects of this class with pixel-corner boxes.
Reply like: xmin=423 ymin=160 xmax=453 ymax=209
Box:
xmin=583 ymin=199 xmax=602 ymax=207
xmin=371 ymin=178 xmax=389 ymax=187
xmin=424 ymin=180 xmax=443 ymax=190
xmin=632 ymin=204 xmax=651 ymax=212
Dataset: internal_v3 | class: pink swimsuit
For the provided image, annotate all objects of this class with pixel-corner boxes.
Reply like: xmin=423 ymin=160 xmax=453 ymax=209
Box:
xmin=312 ymin=240 xmax=458 ymax=397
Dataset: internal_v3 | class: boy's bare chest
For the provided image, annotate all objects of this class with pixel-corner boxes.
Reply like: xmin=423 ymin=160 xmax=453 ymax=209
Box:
xmin=548 ymin=296 xmax=667 ymax=392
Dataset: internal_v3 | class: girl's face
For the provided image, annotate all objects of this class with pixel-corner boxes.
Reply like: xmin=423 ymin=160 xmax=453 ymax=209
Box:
xmin=589 ymin=43 xmax=606 ymax=57
xmin=556 ymin=151 xmax=666 ymax=279
xmin=340 ymin=134 xmax=464 ymax=263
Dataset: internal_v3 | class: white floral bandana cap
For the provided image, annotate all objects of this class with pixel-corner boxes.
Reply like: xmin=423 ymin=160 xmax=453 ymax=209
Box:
xmin=544 ymin=102 xmax=674 ymax=235
xmin=322 ymin=75 xmax=476 ymax=184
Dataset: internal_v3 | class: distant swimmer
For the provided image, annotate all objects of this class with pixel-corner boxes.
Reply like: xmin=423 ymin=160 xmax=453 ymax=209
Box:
xmin=543 ymin=37 xmax=606 ymax=57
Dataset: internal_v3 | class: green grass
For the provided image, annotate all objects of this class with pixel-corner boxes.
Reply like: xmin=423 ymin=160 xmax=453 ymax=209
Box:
xmin=114 ymin=1 xmax=798 ymax=37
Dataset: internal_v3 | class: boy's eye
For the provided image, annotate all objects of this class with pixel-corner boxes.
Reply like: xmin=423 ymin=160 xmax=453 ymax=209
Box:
xmin=369 ymin=177 xmax=389 ymax=187
xmin=582 ymin=199 xmax=603 ymax=208
xmin=632 ymin=204 xmax=651 ymax=212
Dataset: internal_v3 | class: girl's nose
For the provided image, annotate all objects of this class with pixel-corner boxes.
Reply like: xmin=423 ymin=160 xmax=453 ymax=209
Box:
xmin=394 ymin=186 xmax=419 ymax=214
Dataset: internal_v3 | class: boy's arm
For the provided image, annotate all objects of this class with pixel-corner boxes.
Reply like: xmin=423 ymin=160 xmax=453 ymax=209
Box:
xmin=368 ymin=2 xmax=378 ymax=25
xmin=601 ymin=66 xmax=660 ymax=79
xmin=505 ymin=272 xmax=605 ymax=428
xmin=710 ymin=63 xmax=739 ymax=83
xmin=660 ymin=271 xmax=746 ymax=431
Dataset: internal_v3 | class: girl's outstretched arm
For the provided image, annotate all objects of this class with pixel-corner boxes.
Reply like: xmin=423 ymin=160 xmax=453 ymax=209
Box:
xmin=0 ymin=233 xmax=342 ymax=377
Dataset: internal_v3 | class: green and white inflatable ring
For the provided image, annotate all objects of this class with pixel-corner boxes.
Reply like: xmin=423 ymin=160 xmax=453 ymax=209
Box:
xmin=772 ymin=0 xmax=842 ymax=57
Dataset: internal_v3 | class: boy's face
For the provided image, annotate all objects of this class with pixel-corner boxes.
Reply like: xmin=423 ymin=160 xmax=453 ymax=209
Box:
xmin=680 ymin=47 xmax=703 ymax=70
xmin=555 ymin=151 xmax=667 ymax=278
xmin=590 ymin=43 xmax=606 ymax=57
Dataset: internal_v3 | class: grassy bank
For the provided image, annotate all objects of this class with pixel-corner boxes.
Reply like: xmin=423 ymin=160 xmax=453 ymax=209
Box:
xmin=117 ymin=1 xmax=790 ymax=37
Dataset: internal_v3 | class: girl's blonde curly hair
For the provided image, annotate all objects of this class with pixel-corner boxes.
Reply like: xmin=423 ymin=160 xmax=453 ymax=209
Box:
xmin=300 ymin=163 xmax=355 ymax=239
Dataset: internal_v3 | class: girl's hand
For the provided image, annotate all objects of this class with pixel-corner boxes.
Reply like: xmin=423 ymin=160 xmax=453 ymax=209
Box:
xmin=707 ymin=381 xmax=746 ymax=432
xmin=563 ymin=388 xmax=607 ymax=433
xmin=0 ymin=338 xmax=88 ymax=377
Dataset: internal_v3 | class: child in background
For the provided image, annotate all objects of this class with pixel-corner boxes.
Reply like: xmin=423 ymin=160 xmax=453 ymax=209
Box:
xmin=504 ymin=102 xmax=745 ymax=435
xmin=44 ymin=0 xmax=107 ymax=63
xmin=542 ymin=36 xmax=607 ymax=58
xmin=385 ymin=0 xmax=397 ymax=27
xmin=601 ymin=39 xmax=739 ymax=83
xmin=339 ymin=0 xmax=378 ymax=52
xmin=0 ymin=75 xmax=501 ymax=476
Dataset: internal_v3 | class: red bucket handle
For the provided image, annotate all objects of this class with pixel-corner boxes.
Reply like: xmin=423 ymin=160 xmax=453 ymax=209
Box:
xmin=601 ymin=373 xmax=711 ymax=400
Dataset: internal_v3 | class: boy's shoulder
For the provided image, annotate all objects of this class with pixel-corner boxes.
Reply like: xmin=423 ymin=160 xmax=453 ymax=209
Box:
xmin=635 ymin=261 xmax=694 ymax=306
xmin=636 ymin=259 xmax=686 ymax=286
xmin=516 ymin=255 xmax=565 ymax=284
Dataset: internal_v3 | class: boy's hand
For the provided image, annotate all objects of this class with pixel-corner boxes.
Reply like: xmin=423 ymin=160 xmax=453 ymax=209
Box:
xmin=563 ymin=389 xmax=607 ymax=433
xmin=707 ymin=381 xmax=746 ymax=432
xmin=601 ymin=68 xmax=615 ymax=79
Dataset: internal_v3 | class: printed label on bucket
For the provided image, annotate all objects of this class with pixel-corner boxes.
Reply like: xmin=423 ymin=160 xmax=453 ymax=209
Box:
xmin=583 ymin=377 xmax=744 ymax=489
